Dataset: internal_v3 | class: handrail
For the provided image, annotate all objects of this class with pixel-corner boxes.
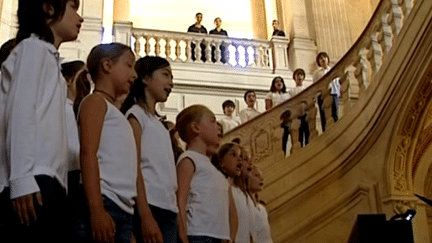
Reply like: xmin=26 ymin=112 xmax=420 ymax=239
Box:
xmin=130 ymin=28 xmax=289 ymax=70
xmin=221 ymin=0 xmax=414 ymax=167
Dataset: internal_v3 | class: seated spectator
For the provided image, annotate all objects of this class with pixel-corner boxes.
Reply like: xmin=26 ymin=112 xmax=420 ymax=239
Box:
xmin=289 ymin=69 xmax=309 ymax=147
xmin=272 ymin=20 xmax=286 ymax=37
xmin=209 ymin=17 xmax=228 ymax=63
xmin=187 ymin=12 xmax=207 ymax=62
xmin=265 ymin=76 xmax=290 ymax=110
xmin=240 ymin=90 xmax=260 ymax=123
xmin=219 ymin=100 xmax=241 ymax=133
xmin=313 ymin=52 xmax=340 ymax=132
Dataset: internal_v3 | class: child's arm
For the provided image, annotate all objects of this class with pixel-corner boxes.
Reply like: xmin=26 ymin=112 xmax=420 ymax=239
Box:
xmin=78 ymin=94 xmax=116 ymax=243
xmin=177 ymin=157 xmax=195 ymax=243
xmin=229 ymin=186 xmax=238 ymax=243
xmin=129 ymin=116 xmax=163 ymax=243
xmin=6 ymin=40 xmax=49 ymax=225
xmin=265 ymin=99 xmax=272 ymax=110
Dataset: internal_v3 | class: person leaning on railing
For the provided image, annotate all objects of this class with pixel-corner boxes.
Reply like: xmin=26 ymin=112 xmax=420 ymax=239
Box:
xmin=187 ymin=12 xmax=207 ymax=62
xmin=209 ymin=17 xmax=228 ymax=63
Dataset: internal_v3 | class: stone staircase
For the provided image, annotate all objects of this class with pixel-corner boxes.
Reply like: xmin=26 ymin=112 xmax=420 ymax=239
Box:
xmin=222 ymin=0 xmax=432 ymax=241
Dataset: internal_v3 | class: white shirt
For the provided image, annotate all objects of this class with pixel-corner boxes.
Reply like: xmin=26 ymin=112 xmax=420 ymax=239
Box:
xmin=66 ymin=99 xmax=80 ymax=172
xmin=253 ymin=204 xmax=273 ymax=243
xmin=126 ymin=105 xmax=178 ymax=213
xmin=232 ymin=186 xmax=253 ymax=243
xmin=265 ymin=92 xmax=291 ymax=107
xmin=219 ymin=115 xmax=241 ymax=133
xmin=177 ymin=150 xmax=230 ymax=240
xmin=98 ymin=100 xmax=138 ymax=215
xmin=0 ymin=34 xmax=68 ymax=198
xmin=239 ymin=107 xmax=260 ymax=123
xmin=288 ymin=86 xmax=305 ymax=98
xmin=313 ymin=66 xmax=340 ymax=96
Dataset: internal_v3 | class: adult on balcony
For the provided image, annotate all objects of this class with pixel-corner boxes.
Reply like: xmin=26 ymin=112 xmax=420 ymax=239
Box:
xmin=209 ymin=17 xmax=228 ymax=63
xmin=187 ymin=12 xmax=207 ymax=62
xmin=271 ymin=20 xmax=285 ymax=37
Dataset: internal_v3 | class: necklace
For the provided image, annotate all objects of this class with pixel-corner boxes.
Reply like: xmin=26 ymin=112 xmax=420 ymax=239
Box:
xmin=94 ymin=89 xmax=115 ymax=102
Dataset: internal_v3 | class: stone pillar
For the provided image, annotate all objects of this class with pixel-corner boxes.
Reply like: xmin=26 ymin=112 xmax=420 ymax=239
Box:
xmin=250 ymin=0 xmax=268 ymax=40
xmin=282 ymin=0 xmax=317 ymax=74
xmin=113 ymin=0 xmax=130 ymax=22
xmin=270 ymin=36 xmax=290 ymax=74
xmin=113 ymin=21 xmax=133 ymax=46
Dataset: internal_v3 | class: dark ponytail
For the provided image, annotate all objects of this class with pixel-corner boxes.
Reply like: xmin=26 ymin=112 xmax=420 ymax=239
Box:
xmin=73 ymin=69 xmax=92 ymax=117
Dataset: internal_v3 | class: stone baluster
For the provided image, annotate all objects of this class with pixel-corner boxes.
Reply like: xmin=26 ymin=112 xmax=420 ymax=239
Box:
xmin=368 ymin=32 xmax=382 ymax=73
xmin=245 ymin=44 xmax=250 ymax=67
xmin=195 ymin=40 xmax=202 ymax=63
xmin=257 ymin=46 xmax=264 ymax=67
xmin=290 ymin=115 xmax=302 ymax=155
xmin=307 ymin=97 xmax=319 ymax=141
xmin=165 ymin=38 xmax=171 ymax=61
xmin=233 ymin=43 xmax=240 ymax=67
xmin=215 ymin=41 xmax=222 ymax=64
xmin=400 ymin=0 xmax=413 ymax=18
xmin=154 ymin=37 xmax=161 ymax=56
xmin=263 ymin=46 xmax=270 ymax=67
xmin=186 ymin=39 xmax=192 ymax=62
xmin=338 ymin=70 xmax=351 ymax=116
xmin=144 ymin=36 xmax=151 ymax=56
xmin=133 ymin=34 xmax=141 ymax=58
xmin=354 ymin=48 xmax=368 ymax=91
xmin=224 ymin=43 xmax=230 ymax=65
xmin=380 ymin=13 xmax=393 ymax=55
xmin=250 ymin=45 xmax=258 ymax=68
xmin=389 ymin=0 xmax=403 ymax=35
xmin=175 ymin=39 xmax=182 ymax=61
xmin=205 ymin=40 xmax=212 ymax=63
xmin=322 ymin=88 xmax=335 ymax=129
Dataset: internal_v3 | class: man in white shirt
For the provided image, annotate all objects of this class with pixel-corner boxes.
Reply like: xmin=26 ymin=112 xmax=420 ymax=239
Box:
xmin=239 ymin=90 xmax=260 ymax=123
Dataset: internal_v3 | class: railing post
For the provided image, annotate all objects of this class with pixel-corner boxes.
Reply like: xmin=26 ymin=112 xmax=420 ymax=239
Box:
xmin=270 ymin=37 xmax=290 ymax=73
xmin=113 ymin=21 xmax=133 ymax=46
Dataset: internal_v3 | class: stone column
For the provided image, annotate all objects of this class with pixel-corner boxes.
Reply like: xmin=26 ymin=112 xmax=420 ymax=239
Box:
xmin=250 ymin=0 xmax=268 ymax=40
xmin=113 ymin=0 xmax=130 ymax=22
xmin=113 ymin=0 xmax=132 ymax=45
xmin=281 ymin=0 xmax=317 ymax=74
xmin=113 ymin=21 xmax=133 ymax=46
xmin=270 ymin=36 xmax=290 ymax=74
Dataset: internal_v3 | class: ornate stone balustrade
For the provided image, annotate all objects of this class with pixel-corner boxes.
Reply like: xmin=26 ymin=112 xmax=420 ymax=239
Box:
xmin=222 ymin=0 xmax=414 ymax=168
xmin=113 ymin=24 xmax=290 ymax=72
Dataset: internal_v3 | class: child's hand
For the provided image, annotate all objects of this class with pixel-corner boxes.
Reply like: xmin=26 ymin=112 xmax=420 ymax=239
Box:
xmin=12 ymin=192 xmax=43 ymax=226
xmin=90 ymin=208 xmax=116 ymax=243
xmin=140 ymin=216 xmax=163 ymax=243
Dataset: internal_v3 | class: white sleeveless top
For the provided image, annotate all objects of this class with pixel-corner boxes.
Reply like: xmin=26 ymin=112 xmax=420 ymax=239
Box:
xmin=177 ymin=150 xmax=230 ymax=240
xmin=98 ymin=100 xmax=138 ymax=215
xmin=232 ymin=186 xmax=253 ymax=243
xmin=126 ymin=105 xmax=178 ymax=213
xmin=252 ymin=204 xmax=273 ymax=243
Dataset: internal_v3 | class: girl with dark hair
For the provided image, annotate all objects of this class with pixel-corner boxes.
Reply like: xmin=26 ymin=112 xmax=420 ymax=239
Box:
xmin=122 ymin=56 xmax=178 ymax=243
xmin=0 ymin=0 xmax=82 ymax=241
xmin=75 ymin=43 xmax=138 ymax=243
xmin=265 ymin=76 xmax=290 ymax=110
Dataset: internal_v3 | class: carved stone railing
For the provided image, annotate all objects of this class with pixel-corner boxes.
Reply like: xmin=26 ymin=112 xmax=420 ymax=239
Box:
xmin=128 ymin=28 xmax=289 ymax=72
xmin=222 ymin=0 xmax=414 ymax=168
